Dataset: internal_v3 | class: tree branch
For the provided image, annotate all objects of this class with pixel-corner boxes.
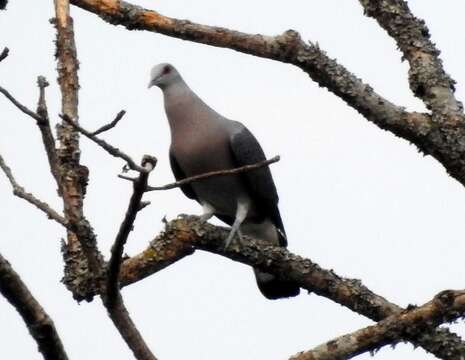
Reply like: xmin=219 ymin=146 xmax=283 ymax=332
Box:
xmin=118 ymin=216 xmax=465 ymax=359
xmin=0 ymin=152 xmax=68 ymax=228
xmin=291 ymin=289 xmax=465 ymax=360
xmin=35 ymin=76 xmax=61 ymax=188
xmin=0 ymin=252 xmax=69 ymax=360
xmin=61 ymin=114 xmax=148 ymax=173
xmin=54 ymin=0 xmax=104 ymax=301
xmin=359 ymin=0 xmax=462 ymax=118
xmin=0 ymin=85 xmax=43 ymax=122
xmin=104 ymin=156 xmax=158 ymax=360
xmin=69 ymin=0 xmax=465 ymax=187
xmin=119 ymin=155 xmax=280 ymax=191
xmin=91 ymin=109 xmax=126 ymax=136
xmin=357 ymin=0 xmax=465 ymax=185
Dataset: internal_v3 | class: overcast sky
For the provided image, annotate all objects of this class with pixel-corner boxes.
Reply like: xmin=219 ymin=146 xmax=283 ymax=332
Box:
xmin=1 ymin=1 xmax=465 ymax=359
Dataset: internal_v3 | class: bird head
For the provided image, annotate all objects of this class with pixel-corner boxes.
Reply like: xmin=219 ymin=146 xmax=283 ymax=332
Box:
xmin=148 ymin=63 xmax=180 ymax=89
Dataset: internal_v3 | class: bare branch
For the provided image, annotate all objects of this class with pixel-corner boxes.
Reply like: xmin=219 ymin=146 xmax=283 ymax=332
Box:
xmin=0 ymin=85 xmax=43 ymax=122
xmin=104 ymin=156 xmax=158 ymax=360
xmin=118 ymin=155 xmax=281 ymax=191
xmin=61 ymin=114 xmax=148 ymax=173
xmin=0 ymin=47 xmax=8 ymax=62
xmin=69 ymin=1 xmax=431 ymax=144
xmin=68 ymin=0 xmax=465 ymax=187
xmin=119 ymin=216 xmax=465 ymax=359
xmin=91 ymin=109 xmax=126 ymax=136
xmin=35 ymin=76 xmax=61 ymax=187
xmin=150 ymin=156 xmax=279 ymax=191
xmin=359 ymin=0 xmax=462 ymax=118
xmin=291 ymin=289 xmax=465 ymax=360
xmin=0 ymin=152 xmax=68 ymax=228
xmin=0 ymin=252 xmax=69 ymax=360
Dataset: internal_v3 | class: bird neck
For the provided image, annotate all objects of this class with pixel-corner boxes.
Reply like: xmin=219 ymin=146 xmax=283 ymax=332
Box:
xmin=162 ymin=78 xmax=214 ymax=136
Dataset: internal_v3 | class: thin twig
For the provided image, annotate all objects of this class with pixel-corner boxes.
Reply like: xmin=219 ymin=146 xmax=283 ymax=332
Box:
xmin=0 ymin=252 xmax=69 ymax=360
xmin=35 ymin=76 xmax=61 ymax=187
xmin=0 ymin=153 xmax=68 ymax=228
xmin=105 ymin=155 xmax=158 ymax=360
xmin=92 ymin=110 xmax=126 ymax=136
xmin=291 ymin=289 xmax=465 ymax=360
xmin=118 ymin=156 xmax=280 ymax=191
xmin=0 ymin=85 xmax=43 ymax=122
xmin=0 ymin=47 xmax=9 ymax=62
xmin=61 ymin=114 xmax=148 ymax=173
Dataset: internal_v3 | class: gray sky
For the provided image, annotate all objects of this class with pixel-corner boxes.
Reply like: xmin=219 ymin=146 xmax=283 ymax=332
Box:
xmin=1 ymin=1 xmax=465 ymax=359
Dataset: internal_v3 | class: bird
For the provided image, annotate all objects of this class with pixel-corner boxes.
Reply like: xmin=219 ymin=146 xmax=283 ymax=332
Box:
xmin=148 ymin=63 xmax=300 ymax=299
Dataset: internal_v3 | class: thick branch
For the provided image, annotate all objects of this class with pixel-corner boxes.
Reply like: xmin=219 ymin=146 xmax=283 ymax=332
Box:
xmin=54 ymin=0 xmax=104 ymax=300
xmin=358 ymin=0 xmax=465 ymax=185
xmin=291 ymin=290 xmax=465 ymax=360
xmin=0 ymin=153 xmax=68 ymax=228
xmin=104 ymin=156 xmax=158 ymax=360
xmin=69 ymin=0 xmax=429 ymax=136
xmin=0 ymin=253 xmax=68 ymax=360
xmin=61 ymin=114 xmax=148 ymax=173
xmin=70 ymin=0 xmax=465 ymax=187
xmin=359 ymin=0 xmax=462 ymax=118
xmin=119 ymin=216 xmax=465 ymax=359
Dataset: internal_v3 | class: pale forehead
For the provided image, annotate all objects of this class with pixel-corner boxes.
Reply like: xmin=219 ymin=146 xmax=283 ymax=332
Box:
xmin=150 ymin=63 xmax=170 ymax=78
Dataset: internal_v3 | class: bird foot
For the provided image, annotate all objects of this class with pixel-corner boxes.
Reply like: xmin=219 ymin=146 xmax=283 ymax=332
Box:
xmin=224 ymin=230 xmax=243 ymax=250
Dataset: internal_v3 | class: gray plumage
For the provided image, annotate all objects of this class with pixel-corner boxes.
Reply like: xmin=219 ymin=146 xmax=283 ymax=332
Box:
xmin=148 ymin=63 xmax=299 ymax=299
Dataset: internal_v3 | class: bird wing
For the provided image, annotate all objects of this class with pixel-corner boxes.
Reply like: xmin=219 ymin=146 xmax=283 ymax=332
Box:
xmin=169 ymin=152 xmax=198 ymax=200
xmin=229 ymin=123 xmax=287 ymax=246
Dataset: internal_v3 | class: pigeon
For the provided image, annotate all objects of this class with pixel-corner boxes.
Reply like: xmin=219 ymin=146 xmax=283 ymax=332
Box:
xmin=148 ymin=63 xmax=299 ymax=299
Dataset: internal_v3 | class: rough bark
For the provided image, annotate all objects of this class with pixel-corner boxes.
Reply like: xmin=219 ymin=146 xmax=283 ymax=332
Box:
xmin=69 ymin=0 xmax=465 ymax=188
xmin=291 ymin=290 xmax=465 ymax=360
xmin=53 ymin=0 xmax=104 ymax=301
xmin=358 ymin=0 xmax=465 ymax=192
xmin=118 ymin=216 xmax=465 ymax=359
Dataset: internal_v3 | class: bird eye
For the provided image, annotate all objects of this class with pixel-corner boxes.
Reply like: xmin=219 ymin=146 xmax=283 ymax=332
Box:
xmin=162 ymin=65 xmax=171 ymax=75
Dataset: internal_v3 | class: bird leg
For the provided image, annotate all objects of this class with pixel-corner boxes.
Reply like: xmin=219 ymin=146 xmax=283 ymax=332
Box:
xmin=199 ymin=202 xmax=215 ymax=222
xmin=224 ymin=201 xmax=249 ymax=249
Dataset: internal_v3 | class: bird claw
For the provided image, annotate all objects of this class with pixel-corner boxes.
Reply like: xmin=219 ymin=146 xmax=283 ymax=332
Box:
xmin=224 ymin=229 xmax=243 ymax=250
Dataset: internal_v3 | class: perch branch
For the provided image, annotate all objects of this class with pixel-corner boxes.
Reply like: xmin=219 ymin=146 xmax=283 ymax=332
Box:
xmin=105 ymin=156 xmax=158 ymax=360
xmin=0 ymin=153 xmax=68 ymax=228
xmin=61 ymin=114 xmax=148 ymax=173
xmin=291 ymin=289 xmax=465 ymax=360
xmin=0 ymin=252 xmax=69 ymax=360
xmin=91 ymin=109 xmax=126 ymax=136
xmin=118 ymin=216 xmax=465 ymax=359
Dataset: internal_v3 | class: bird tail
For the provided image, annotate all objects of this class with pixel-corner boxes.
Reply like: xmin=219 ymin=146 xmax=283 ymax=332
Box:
xmin=241 ymin=219 xmax=300 ymax=299
xmin=254 ymin=269 xmax=300 ymax=299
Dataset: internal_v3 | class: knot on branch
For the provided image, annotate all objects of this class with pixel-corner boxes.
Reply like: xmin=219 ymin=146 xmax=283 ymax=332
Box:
xmin=274 ymin=29 xmax=302 ymax=62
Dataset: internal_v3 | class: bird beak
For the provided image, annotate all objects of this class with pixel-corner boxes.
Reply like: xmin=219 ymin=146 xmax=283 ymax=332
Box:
xmin=147 ymin=80 xmax=154 ymax=89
